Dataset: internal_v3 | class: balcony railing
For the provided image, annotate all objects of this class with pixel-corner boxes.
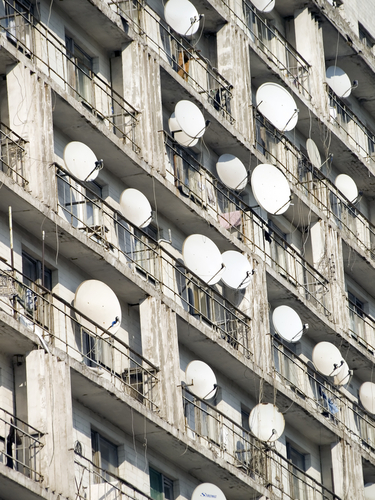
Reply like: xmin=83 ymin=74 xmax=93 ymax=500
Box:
xmin=183 ymin=388 xmax=340 ymax=500
xmin=0 ymin=0 xmax=140 ymax=153
xmin=0 ymin=264 xmax=159 ymax=410
xmin=75 ymin=453 xmax=155 ymax=500
xmin=243 ymin=1 xmax=311 ymax=98
xmin=255 ymin=108 xmax=375 ymax=262
xmin=328 ymin=87 xmax=375 ymax=162
xmin=0 ymin=122 xmax=28 ymax=187
xmin=56 ymin=166 xmax=252 ymax=358
xmin=110 ymin=0 xmax=234 ymax=123
xmin=272 ymin=336 xmax=375 ymax=455
xmin=347 ymin=298 xmax=375 ymax=355
xmin=163 ymin=132 xmax=330 ymax=315
xmin=0 ymin=407 xmax=44 ymax=482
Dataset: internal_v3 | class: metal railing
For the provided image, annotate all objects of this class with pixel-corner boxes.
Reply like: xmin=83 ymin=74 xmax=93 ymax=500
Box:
xmin=75 ymin=453 xmax=155 ymax=500
xmin=255 ymin=108 xmax=375 ymax=261
xmin=272 ymin=336 xmax=375 ymax=455
xmin=0 ymin=122 xmax=28 ymax=187
xmin=111 ymin=0 xmax=234 ymax=123
xmin=347 ymin=298 xmax=375 ymax=355
xmin=182 ymin=388 xmax=340 ymax=500
xmin=243 ymin=1 xmax=311 ymax=98
xmin=0 ymin=407 xmax=44 ymax=481
xmin=107 ymin=0 xmax=144 ymax=35
xmin=56 ymin=166 xmax=252 ymax=358
xmin=164 ymin=132 xmax=330 ymax=315
xmin=0 ymin=264 xmax=159 ymax=410
xmin=0 ymin=0 xmax=140 ymax=152
xmin=328 ymin=87 xmax=375 ymax=162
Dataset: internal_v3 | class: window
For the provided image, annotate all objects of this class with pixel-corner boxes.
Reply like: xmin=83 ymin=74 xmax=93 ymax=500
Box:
xmin=149 ymin=467 xmax=173 ymax=500
xmin=22 ymin=251 xmax=52 ymax=290
xmin=91 ymin=430 xmax=118 ymax=482
xmin=348 ymin=290 xmax=365 ymax=338
xmin=359 ymin=23 xmax=375 ymax=50
xmin=66 ymin=35 xmax=93 ymax=105
xmin=286 ymin=443 xmax=307 ymax=500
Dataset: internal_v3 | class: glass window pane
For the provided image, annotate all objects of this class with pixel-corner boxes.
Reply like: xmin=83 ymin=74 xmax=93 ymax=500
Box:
xmin=150 ymin=467 xmax=163 ymax=500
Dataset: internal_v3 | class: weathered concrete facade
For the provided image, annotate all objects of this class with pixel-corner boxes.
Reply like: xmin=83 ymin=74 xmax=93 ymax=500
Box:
xmin=0 ymin=0 xmax=375 ymax=499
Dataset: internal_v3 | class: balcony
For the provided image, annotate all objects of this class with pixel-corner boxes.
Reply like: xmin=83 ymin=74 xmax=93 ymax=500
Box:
xmin=163 ymin=132 xmax=330 ymax=315
xmin=242 ymin=1 xmax=311 ymax=99
xmin=183 ymin=388 xmax=340 ymax=500
xmin=0 ymin=123 xmax=28 ymax=188
xmin=111 ymin=0 xmax=234 ymax=124
xmin=347 ymin=298 xmax=375 ymax=355
xmin=0 ymin=407 xmax=44 ymax=482
xmin=1 ymin=0 xmax=140 ymax=153
xmin=272 ymin=336 xmax=375 ymax=455
xmin=0 ymin=264 xmax=159 ymax=411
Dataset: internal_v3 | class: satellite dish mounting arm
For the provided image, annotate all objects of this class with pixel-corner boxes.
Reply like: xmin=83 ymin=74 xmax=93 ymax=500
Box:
xmin=84 ymin=159 xmax=104 ymax=182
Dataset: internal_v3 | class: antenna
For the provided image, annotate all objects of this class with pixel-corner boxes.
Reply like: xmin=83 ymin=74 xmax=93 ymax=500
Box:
xmin=333 ymin=361 xmax=352 ymax=387
xmin=251 ymin=0 xmax=275 ymax=12
xmin=359 ymin=381 xmax=375 ymax=414
xmin=182 ymin=234 xmax=224 ymax=284
xmin=64 ymin=141 xmax=101 ymax=181
xmin=216 ymin=154 xmax=248 ymax=191
xmin=168 ymin=101 xmax=206 ymax=148
xmin=249 ymin=403 xmax=285 ymax=442
xmin=272 ymin=305 xmax=306 ymax=343
xmin=326 ymin=66 xmax=354 ymax=98
xmin=306 ymin=138 xmax=322 ymax=170
xmin=334 ymin=174 xmax=359 ymax=203
xmin=120 ymin=188 xmax=153 ymax=229
xmin=164 ymin=0 xmax=201 ymax=37
xmin=256 ymin=82 xmax=299 ymax=132
xmin=74 ymin=280 xmax=122 ymax=335
xmin=312 ymin=342 xmax=344 ymax=377
xmin=221 ymin=251 xmax=254 ymax=290
xmin=191 ymin=484 xmax=227 ymax=500
xmin=185 ymin=360 xmax=218 ymax=400
xmin=251 ymin=164 xmax=291 ymax=215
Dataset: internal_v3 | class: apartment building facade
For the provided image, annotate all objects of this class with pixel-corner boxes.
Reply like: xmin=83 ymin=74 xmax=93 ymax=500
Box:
xmin=1 ymin=0 xmax=375 ymax=499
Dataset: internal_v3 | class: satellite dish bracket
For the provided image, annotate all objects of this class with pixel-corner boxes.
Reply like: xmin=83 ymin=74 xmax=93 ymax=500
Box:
xmin=320 ymin=153 xmax=333 ymax=169
xmin=281 ymin=109 xmax=299 ymax=133
xmin=237 ymin=269 xmax=255 ymax=289
xmin=290 ymin=322 xmax=308 ymax=341
xmin=274 ymin=194 xmax=293 ymax=215
xmin=207 ymin=262 xmax=226 ymax=285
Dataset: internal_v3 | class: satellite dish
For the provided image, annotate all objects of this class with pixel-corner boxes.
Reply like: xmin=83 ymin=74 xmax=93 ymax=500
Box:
xmin=119 ymin=188 xmax=152 ymax=228
xmin=326 ymin=66 xmax=352 ymax=98
xmin=191 ymin=484 xmax=226 ymax=500
xmin=359 ymin=382 xmax=375 ymax=414
xmin=251 ymin=164 xmax=291 ymax=215
xmin=334 ymin=174 xmax=358 ymax=203
xmin=256 ymin=83 xmax=298 ymax=132
xmin=332 ymin=360 xmax=351 ymax=387
xmin=169 ymin=101 xmax=206 ymax=148
xmin=272 ymin=305 xmax=305 ymax=343
xmin=182 ymin=234 xmax=224 ymax=284
xmin=312 ymin=342 xmax=344 ymax=377
xmin=216 ymin=154 xmax=247 ymax=191
xmin=185 ymin=360 xmax=217 ymax=400
xmin=169 ymin=112 xmax=199 ymax=148
xmin=364 ymin=483 xmax=375 ymax=500
xmin=249 ymin=403 xmax=285 ymax=442
xmin=306 ymin=138 xmax=322 ymax=170
xmin=251 ymin=0 xmax=275 ymax=12
xmin=64 ymin=141 xmax=101 ymax=181
xmin=74 ymin=280 xmax=121 ymax=334
xmin=221 ymin=251 xmax=253 ymax=289
xmin=164 ymin=0 xmax=200 ymax=37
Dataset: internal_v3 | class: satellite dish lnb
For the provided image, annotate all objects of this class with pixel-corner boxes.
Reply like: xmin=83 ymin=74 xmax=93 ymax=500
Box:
xmin=185 ymin=360 xmax=217 ymax=400
xmin=221 ymin=251 xmax=253 ymax=289
xmin=334 ymin=174 xmax=358 ymax=203
xmin=359 ymin=381 xmax=375 ymax=414
xmin=120 ymin=188 xmax=152 ymax=228
xmin=251 ymin=164 xmax=291 ymax=215
xmin=256 ymin=83 xmax=299 ymax=132
xmin=191 ymin=484 xmax=226 ymax=500
xmin=182 ymin=234 xmax=224 ymax=284
xmin=164 ymin=0 xmax=200 ymax=37
xmin=312 ymin=342 xmax=344 ymax=377
xmin=249 ymin=403 xmax=285 ymax=442
xmin=326 ymin=66 xmax=353 ymax=98
xmin=251 ymin=0 xmax=275 ymax=12
xmin=216 ymin=154 xmax=248 ymax=191
xmin=169 ymin=100 xmax=206 ymax=148
xmin=74 ymin=280 xmax=121 ymax=334
xmin=64 ymin=141 xmax=102 ymax=182
xmin=272 ymin=305 xmax=306 ymax=343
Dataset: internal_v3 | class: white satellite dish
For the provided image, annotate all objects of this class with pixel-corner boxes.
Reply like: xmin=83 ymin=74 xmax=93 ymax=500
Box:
xmin=169 ymin=113 xmax=199 ymax=148
xmin=272 ymin=305 xmax=305 ymax=343
xmin=256 ymin=83 xmax=298 ymax=132
xmin=326 ymin=66 xmax=352 ymax=98
xmin=251 ymin=0 xmax=275 ymax=12
xmin=182 ymin=234 xmax=224 ymax=284
xmin=120 ymin=188 xmax=152 ymax=228
xmin=216 ymin=154 xmax=247 ymax=191
xmin=175 ymin=101 xmax=206 ymax=139
xmin=312 ymin=342 xmax=344 ymax=377
xmin=359 ymin=381 xmax=375 ymax=414
xmin=364 ymin=483 xmax=375 ymax=500
xmin=164 ymin=0 xmax=200 ymax=37
xmin=334 ymin=174 xmax=358 ymax=203
xmin=221 ymin=251 xmax=253 ymax=289
xmin=332 ymin=360 xmax=351 ymax=387
xmin=191 ymin=484 xmax=226 ymax=500
xmin=185 ymin=360 xmax=217 ymax=400
xmin=74 ymin=280 xmax=121 ymax=334
xmin=64 ymin=141 xmax=101 ymax=181
xmin=249 ymin=403 xmax=285 ymax=442
xmin=251 ymin=164 xmax=291 ymax=215
xmin=306 ymin=138 xmax=322 ymax=170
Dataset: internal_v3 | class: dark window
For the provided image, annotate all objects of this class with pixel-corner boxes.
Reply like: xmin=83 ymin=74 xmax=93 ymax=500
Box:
xmin=22 ymin=252 xmax=52 ymax=290
xmin=91 ymin=430 xmax=118 ymax=482
xmin=359 ymin=23 xmax=375 ymax=49
xmin=149 ymin=467 xmax=173 ymax=500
